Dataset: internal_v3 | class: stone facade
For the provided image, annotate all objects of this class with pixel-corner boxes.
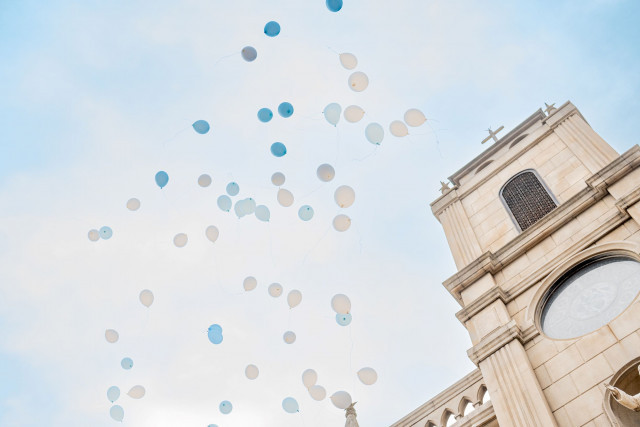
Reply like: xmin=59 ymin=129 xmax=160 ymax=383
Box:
xmin=392 ymin=102 xmax=640 ymax=427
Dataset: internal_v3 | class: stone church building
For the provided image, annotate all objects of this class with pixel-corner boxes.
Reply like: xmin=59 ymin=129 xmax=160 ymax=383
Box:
xmin=392 ymin=101 xmax=640 ymax=427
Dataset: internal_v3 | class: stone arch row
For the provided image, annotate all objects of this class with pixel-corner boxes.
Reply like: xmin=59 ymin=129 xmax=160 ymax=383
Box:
xmin=424 ymin=384 xmax=490 ymax=427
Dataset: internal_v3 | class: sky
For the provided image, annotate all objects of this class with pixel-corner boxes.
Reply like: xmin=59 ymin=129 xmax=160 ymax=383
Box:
xmin=0 ymin=1 xmax=639 ymax=426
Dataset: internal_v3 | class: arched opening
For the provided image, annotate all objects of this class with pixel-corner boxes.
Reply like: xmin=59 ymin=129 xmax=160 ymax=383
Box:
xmin=509 ymin=133 xmax=528 ymax=148
xmin=442 ymin=409 xmax=456 ymax=427
xmin=500 ymin=169 xmax=557 ymax=232
xmin=460 ymin=398 xmax=474 ymax=416
xmin=475 ymin=160 xmax=493 ymax=174
xmin=477 ymin=385 xmax=489 ymax=405
xmin=425 ymin=421 xmax=437 ymax=427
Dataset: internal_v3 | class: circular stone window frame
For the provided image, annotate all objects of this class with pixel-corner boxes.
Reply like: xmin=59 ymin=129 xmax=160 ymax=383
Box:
xmin=526 ymin=240 xmax=640 ymax=341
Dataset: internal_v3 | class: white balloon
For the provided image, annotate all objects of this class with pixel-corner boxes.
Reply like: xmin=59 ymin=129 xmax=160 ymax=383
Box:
xmin=204 ymin=226 xmax=219 ymax=243
xmin=127 ymin=385 xmax=146 ymax=399
xmin=339 ymin=53 xmax=358 ymax=70
xmin=255 ymin=205 xmax=270 ymax=222
xmin=333 ymin=214 xmax=351 ymax=232
xmin=245 ymin=364 xmax=259 ymax=380
xmin=330 ymin=391 xmax=352 ymax=410
xmin=389 ymin=120 xmax=409 ymax=137
xmin=344 ymin=105 xmax=365 ymax=123
xmin=357 ymin=367 xmax=378 ymax=385
xmin=105 ymin=329 xmax=119 ymax=343
xmin=283 ymin=331 xmax=296 ymax=344
xmin=88 ymin=229 xmax=100 ymax=242
xmin=277 ymin=188 xmax=294 ymax=207
xmin=271 ymin=172 xmax=285 ymax=186
xmin=323 ymin=103 xmax=341 ymax=126
xmin=348 ymin=71 xmax=369 ymax=92
xmin=302 ymin=369 xmax=318 ymax=388
xmin=309 ymin=385 xmax=327 ymax=401
xmin=365 ymin=122 xmax=384 ymax=145
xmin=317 ymin=164 xmax=335 ymax=182
xmin=268 ymin=283 xmax=283 ymax=297
xmin=126 ymin=198 xmax=140 ymax=211
xmin=331 ymin=294 xmax=351 ymax=314
xmin=243 ymin=276 xmax=257 ymax=291
xmin=198 ymin=174 xmax=212 ymax=187
xmin=404 ymin=108 xmax=427 ymax=127
xmin=174 ymin=233 xmax=188 ymax=247
xmin=334 ymin=185 xmax=355 ymax=208
xmin=287 ymin=290 xmax=302 ymax=308
xmin=139 ymin=289 xmax=154 ymax=308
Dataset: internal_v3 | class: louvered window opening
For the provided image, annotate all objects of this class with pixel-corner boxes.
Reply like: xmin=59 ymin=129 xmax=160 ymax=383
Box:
xmin=501 ymin=172 xmax=557 ymax=231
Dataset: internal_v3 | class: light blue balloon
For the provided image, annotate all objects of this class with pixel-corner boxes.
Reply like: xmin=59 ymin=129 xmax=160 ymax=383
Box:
xmin=208 ymin=324 xmax=223 ymax=344
xmin=219 ymin=400 xmax=233 ymax=414
xmin=120 ymin=357 xmax=133 ymax=370
xmin=298 ymin=206 xmax=314 ymax=221
xmin=255 ymin=205 xmax=270 ymax=222
xmin=99 ymin=226 xmax=113 ymax=240
xmin=264 ymin=21 xmax=281 ymax=37
xmin=217 ymin=195 xmax=232 ymax=212
xmin=336 ymin=313 xmax=352 ymax=326
xmin=208 ymin=425 xmax=219 ymax=427
xmin=258 ymin=108 xmax=273 ymax=123
xmin=107 ymin=386 xmax=120 ymax=403
xmin=208 ymin=324 xmax=222 ymax=333
xmin=192 ymin=120 xmax=210 ymax=134
xmin=326 ymin=0 xmax=343 ymax=12
xmin=323 ymin=103 xmax=341 ymax=126
xmin=365 ymin=123 xmax=384 ymax=145
xmin=155 ymin=171 xmax=169 ymax=189
xmin=110 ymin=405 xmax=124 ymax=422
xmin=278 ymin=102 xmax=294 ymax=118
xmin=270 ymin=142 xmax=287 ymax=157
xmin=226 ymin=182 xmax=240 ymax=196
xmin=282 ymin=397 xmax=299 ymax=413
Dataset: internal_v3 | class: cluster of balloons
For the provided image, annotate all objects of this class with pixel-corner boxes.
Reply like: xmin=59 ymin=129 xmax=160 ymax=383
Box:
xmin=302 ymin=369 xmax=327 ymax=401
xmin=257 ymin=102 xmax=294 ymax=123
xmin=208 ymin=324 xmax=223 ymax=344
xmin=88 ymin=226 xmax=113 ymax=241
xmin=331 ymin=294 xmax=352 ymax=326
xmin=216 ymin=181 xmax=271 ymax=222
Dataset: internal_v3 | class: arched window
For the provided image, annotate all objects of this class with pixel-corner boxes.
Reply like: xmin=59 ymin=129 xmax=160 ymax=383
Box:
xmin=500 ymin=170 xmax=557 ymax=232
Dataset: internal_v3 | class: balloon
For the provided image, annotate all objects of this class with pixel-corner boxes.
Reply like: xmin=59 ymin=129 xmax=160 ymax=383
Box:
xmin=323 ymin=103 xmax=341 ymax=126
xmin=277 ymin=188 xmax=294 ymax=207
xmin=390 ymin=120 xmax=409 ymax=137
xmin=208 ymin=324 xmax=224 ymax=344
xmin=271 ymin=172 xmax=285 ymax=186
xmin=357 ymin=367 xmax=378 ymax=385
xmin=255 ymin=205 xmax=270 ymax=222
xmin=317 ymin=164 xmax=335 ymax=182
xmin=271 ymin=142 xmax=287 ymax=157
xmin=173 ymin=233 xmax=188 ymax=248
xmin=139 ymin=289 xmax=154 ymax=307
xmin=278 ymin=102 xmax=294 ymax=118
xmin=365 ymin=123 xmax=384 ymax=144
xmin=107 ymin=386 xmax=120 ymax=403
xmin=268 ymin=283 xmax=283 ymax=297
xmin=127 ymin=385 xmax=146 ymax=399
xmin=99 ymin=226 xmax=113 ymax=240
xmin=336 ymin=313 xmax=352 ymax=326
xmin=105 ymin=329 xmax=119 ymax=343
xmin=243 ymin=276 xmax=257 ymax=291
xmin=287 ymin=290 xmax=302 ymax=308
xmin=333 ymin=214 xmax=351 ymax=231
xmin=258 ymin=108 xmax=273 ymax=123
xmin=331 ymin=294 xmax=351 ymax=314
xmin=234 ymin=198 xmax=256 ymax=218
xmin=282 ymin=397 xmax=299 ymax=413
xmin=217 ymin=195 xmax=232 ymax=212
xmin=155 ymin=171 xmax=169 ymax=189
xmin=339 ymin=53 xmax=357 ymax=70
xmin=344 ymin=105 xmax=365 ymax=123
xmin=226 ymin=182 xmax=240 ymax=196
xmin=330 ymin=391 xmax=352 ymax=409
xmin=88 ymin=229 xmax=99 ymax=242
xmin=198 ymin=174 xmax=212 ymax=187
xmin=110 ymin=405 xmax=124 ymax=422
xmin=219 ymin=400 xmax=233 ymax=414
xmin=121 ymin=357 xmax=133 ymax=370
xmin=302 ymin=369 xmax=317 ymax=388
xmin=283 ymin=331 xmax=296 ymax=344
xmin=208 ymin=425 xmax=219 ymax=427
xmin=245 ymin=364 xmax=259 ymax=380
xmin=348 ymin=72 xmax=369 ymax=92
xmin=326 ymin=0 xmax=343 ymax=12
xmin=309 ymin=385 xmax=326 ymax=401
xmin=334 ymin=185 xmax=355 ymax=208
xmin=192 ymin=120 xmax=210 ymax=134
xmin=126 ymin=198 xmax=140 ymax=211
xmin=404 ymin=108 xmax=427 ymax=127
xmin=206 ymin=225 xmax=220 ymax=243
xmin=298 ymin=205 xmax=314 ymax=221
xmin=264 ymin=21 xmax=280 ymax=37
xmin=241 ymin=46 xmax=257 ymax=62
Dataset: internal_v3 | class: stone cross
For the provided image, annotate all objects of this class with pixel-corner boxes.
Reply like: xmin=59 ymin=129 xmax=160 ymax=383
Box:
xmin=481 ymin=126 xmax=504 ymax=144
xmin=439 ymin=181 xmax=451 ymax=195
xmin=544 ymin=102 xmax=557 ymax=115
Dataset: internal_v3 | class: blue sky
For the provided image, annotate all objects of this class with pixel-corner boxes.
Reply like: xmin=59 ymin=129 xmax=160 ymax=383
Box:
xmin=1 ymin=1 xmax=639 ymax=426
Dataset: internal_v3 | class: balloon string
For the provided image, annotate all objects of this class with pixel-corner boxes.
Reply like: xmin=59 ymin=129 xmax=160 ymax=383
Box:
xmin=350 ymin=324 xmax=355 ymax=392
xmin=351 ymin=145 xmax=378 ymax=162
xmin=161 ymin=127 xmax=188 ymax=149
xmin=301 ymin=226 xmax=331 ymax=266
xmin=211 ymin=51 xmax=240 ymax=68
xmin=298 ymin=184 xmax=323 ymax=200
xmin=427 ymin=121 xmax=444 ymax=159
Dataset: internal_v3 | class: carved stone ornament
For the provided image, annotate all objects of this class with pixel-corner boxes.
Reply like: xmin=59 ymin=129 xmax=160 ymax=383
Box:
xmin=605 ymin=366 xmax=640 ymax=412
xmin=345 ymin=402 xmax=359 ymax=427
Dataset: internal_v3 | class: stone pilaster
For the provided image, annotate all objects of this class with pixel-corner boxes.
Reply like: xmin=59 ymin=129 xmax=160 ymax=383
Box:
xmin=438 ymin=199 xmax=483 ymax=270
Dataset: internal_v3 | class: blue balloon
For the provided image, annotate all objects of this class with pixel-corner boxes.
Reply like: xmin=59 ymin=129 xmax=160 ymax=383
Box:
xmin=278 ymin=102 xmax=294 ymax=118
xmin=192 ymin=120 xmax=210 ymax=134
xmin=282 ymin=397 xmax=299 ymax=413
xmin=258 ymin=108 xmax=273 ymax=123
xmin=155 ymin=171 xmax=169 ymax=189
xmin=107 ymin=386 xmax=120 ymax=403
xmin=264 ymin=21 xmax=281 ymax=37
xmin=270 ymin=142 xmax=287 ymax=157
xmin=336 ymin=313 xmax=352 ymax=326
xmin=217 ymin=195 xmax=232 ymax=212
xmin=208 ymin=425 xmax=219 ymax=427
xmin=99 ymin=226 xmax=113 ymax=240
xmin=208 ymin=324 xmax=223 ymax=344
xmin=298 ymin=206 xmax=314 ymax=221
xmin=226 ymin=182 xmax=240 ymax=196
xmin=219 ymin=400 xmax=233 ymax=414
xmin=208 ymin=324 xmax=222 ymax=334
xmin=120 ymin=357 xmax=133 ymax=370
xmin=110 ymin=405 xmax=124 ymax=422
xmin=326 ymin=0 xmax=343 ymax=12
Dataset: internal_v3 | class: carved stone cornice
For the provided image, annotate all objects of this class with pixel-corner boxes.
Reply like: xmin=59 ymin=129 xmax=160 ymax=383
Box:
xmin=467 ymin=320 xmax=524 ymax=366
xmin=456 ymin=287 xmax=509 ymax=324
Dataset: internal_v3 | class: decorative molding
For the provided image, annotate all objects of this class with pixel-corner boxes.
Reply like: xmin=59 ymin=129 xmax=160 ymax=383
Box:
xmin=457 ymin=287 xmax=509 ymax=323
xmin=457 ymin=400 xmax=496 ymax=427
xmin=467 ymin=320 xmax=524 ymax=366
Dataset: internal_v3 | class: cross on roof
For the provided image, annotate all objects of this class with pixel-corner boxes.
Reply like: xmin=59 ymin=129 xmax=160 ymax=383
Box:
xmin=544 ymin=102 xmax=557 ymax=115
xmin=481 ymin=126 xmax=504 ymax=144
xmin=439 ymin=181 xmax=451 ymax=194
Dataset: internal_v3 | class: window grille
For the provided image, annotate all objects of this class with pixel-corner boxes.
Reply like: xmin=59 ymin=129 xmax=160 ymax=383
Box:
xmin=501 ymin=171 xmax=556 ymax=231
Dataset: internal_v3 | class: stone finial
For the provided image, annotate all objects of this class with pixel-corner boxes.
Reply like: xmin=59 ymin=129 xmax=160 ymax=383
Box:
xmin=481 ymin=126 xmax=504 ymax=144
xmin=345 ymin=402 xmax=359 ymax=427
xmin=544 ymin=102 xmax=557 ymax=115
xmin=439 ymin=181 xmax=451 ymax=195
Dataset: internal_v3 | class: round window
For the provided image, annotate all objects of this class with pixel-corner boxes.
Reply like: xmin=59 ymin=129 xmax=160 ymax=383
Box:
xmin=541 ymin=256 xmax=640 ymax=339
